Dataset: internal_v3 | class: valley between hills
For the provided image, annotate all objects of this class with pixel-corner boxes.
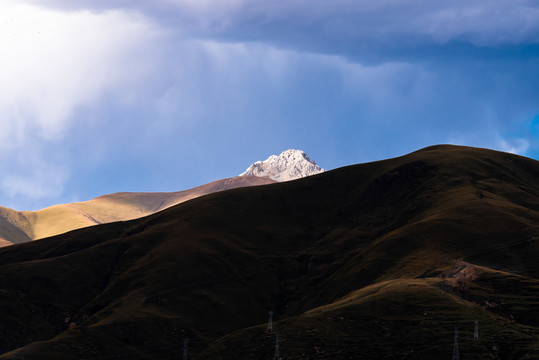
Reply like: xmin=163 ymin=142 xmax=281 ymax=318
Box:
xmin=0 ymin=145 xmax=538 ymax=359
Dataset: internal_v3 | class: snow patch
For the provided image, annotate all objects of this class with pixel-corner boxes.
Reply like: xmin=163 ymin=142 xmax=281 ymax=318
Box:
xmin=240 ymin=149 xmax=324 ymax=182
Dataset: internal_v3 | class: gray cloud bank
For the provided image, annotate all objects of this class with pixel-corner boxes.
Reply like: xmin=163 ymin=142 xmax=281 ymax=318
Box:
xmin=28 ymin=0 xmax=539 ymax=54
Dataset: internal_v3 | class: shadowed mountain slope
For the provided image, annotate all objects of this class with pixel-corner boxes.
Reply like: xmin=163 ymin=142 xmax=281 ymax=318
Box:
xmin=0 ymin=145 xmax=538 ymax=359
xmin=0 ymin=176 xmax=275 ymax=246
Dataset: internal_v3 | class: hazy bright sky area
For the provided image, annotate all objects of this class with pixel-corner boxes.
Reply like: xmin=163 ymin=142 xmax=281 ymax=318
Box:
xmin=1 ymin=0 xmax=539 ymax=210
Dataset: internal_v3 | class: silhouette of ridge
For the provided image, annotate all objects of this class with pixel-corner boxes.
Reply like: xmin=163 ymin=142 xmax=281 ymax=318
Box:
xmin=0 ymin=145 xmax=537 ymax=359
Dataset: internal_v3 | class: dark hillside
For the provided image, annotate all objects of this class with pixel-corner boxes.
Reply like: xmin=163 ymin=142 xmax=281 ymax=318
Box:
xmin=0 ymin=145 xmax=538 ymax=359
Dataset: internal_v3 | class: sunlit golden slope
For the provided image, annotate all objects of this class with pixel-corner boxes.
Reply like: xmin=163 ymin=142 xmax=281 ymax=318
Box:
xmin=0 ymin=206 xmax=33 ymax=244
xmin=0 ymin=176 xmax=274 ymax=245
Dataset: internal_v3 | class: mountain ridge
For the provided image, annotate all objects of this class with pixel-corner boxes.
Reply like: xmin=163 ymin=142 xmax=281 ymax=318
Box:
xmin=0 ymin=149 xmax=324 ymax=246
xmin=0 ymin=175 xmax=275 ymax=246
xmin=0 ymin=145 xmax=537 ymax=358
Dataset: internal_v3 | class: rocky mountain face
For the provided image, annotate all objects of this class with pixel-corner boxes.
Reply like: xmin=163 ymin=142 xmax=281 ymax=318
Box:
xmin=239 ymin=149 xmax=325 ymax=181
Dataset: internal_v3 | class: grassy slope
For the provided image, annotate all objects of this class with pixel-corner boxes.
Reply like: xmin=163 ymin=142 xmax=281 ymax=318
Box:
xmin=0 ymin=207 xmax=32 ymax=245
xmin=0 ymin=145 xmax=537 ymax=359
xmin=0 ymin=176 xmax=274 ymax=244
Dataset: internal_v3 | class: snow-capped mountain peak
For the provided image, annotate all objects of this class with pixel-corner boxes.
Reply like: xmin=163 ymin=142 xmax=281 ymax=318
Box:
xmin=240 ymin=149 xmax=325 ymax=182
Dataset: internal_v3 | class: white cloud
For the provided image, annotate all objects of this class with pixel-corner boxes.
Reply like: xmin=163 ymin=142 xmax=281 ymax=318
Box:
xmin=1 ymin=162 xmax=68 ymax=203
xmin=0 ymin=2 xmax=161 ymax=146
xmin=498 ymin=138 xmax=530 ymax=154
xmin=0 ymin=139 xmax=70 ymax=209
xmin=447 ymin=132 xmax=531 ymax=156
xmin=0 ymin=2 xmax=166 ymax=207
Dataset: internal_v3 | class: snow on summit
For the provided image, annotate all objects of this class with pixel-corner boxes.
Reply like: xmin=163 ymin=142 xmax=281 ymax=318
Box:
xmin=240 ymin=150 xmax=325 ymax=182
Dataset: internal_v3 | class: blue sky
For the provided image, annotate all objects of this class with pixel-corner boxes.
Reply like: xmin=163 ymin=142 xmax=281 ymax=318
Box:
xmin=1 ymin=0 xmax=539 ymax=210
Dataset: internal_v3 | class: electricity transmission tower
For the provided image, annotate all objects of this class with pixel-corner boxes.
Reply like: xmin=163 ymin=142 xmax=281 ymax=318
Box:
xmin=474 ymin=320 xmax=479 ymax=340
xmin=183 ymin=338 xmax=188 ymax=360
xmin=452 ymin=327 xmax=459 ymax=360
xmin=274 ymin=330 xmax=280 ymax=360
xmin=267 ymin=311 xmax=274 ymax=333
